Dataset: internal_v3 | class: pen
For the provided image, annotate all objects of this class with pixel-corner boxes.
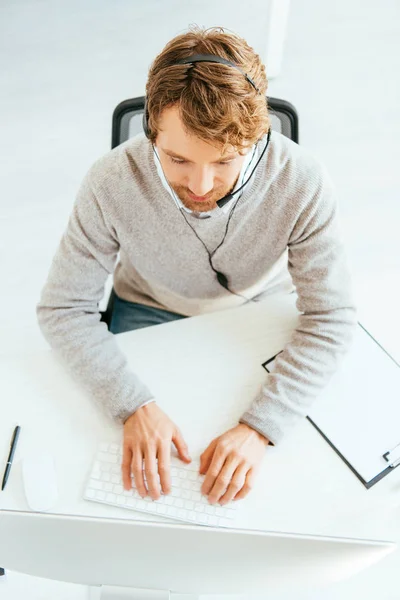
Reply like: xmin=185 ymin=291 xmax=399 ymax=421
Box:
xmin=1 ymin=425 xmax=21 ymax=491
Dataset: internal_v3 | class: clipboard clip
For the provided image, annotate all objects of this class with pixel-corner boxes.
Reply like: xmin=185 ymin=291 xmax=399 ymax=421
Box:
xmin=383 ymin=443 xmax=400 ymax=468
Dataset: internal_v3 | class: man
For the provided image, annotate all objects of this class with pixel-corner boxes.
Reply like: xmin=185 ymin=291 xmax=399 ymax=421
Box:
xmin=37 ymin=26 xmax=357 ymax=507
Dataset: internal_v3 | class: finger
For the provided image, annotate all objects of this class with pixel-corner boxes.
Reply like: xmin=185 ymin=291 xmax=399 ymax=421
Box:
xmin=232 ymin=468 xmax=256 ymax=501
xmin=207 ymin=457 xmax=238 ymax=504
xmin=121 ymin=444 xmax=133 ymax=490
xmin=157 ymin=442 xmax=171 ymax=495
xmin=199 ymin=438 xmax=218 ymax=474
xmin=219 ymin=464 xmax=249 ymax=505
xmin=131 ymin=452 xmax=147 ymax=498
xmin=201 ymin=446 xmax=227 ymax=497
xmin=144 ymin=448 xmax=161 ymax=500
xmin=172 ymin=428 xmax=191 ymax=463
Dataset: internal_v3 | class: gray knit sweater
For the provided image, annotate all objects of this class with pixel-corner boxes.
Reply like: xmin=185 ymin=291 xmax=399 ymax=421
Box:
xmin=36 ymin=132 xmax=357 ymax=445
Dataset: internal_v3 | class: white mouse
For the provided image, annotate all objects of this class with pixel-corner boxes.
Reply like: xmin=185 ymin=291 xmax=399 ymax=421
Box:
xmin=22 ymin=452 xmax=58 ymax=512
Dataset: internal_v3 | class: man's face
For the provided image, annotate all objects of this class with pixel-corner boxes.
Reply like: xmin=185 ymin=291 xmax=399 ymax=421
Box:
xmin=154 ymin=105 xmax=250 ymax=212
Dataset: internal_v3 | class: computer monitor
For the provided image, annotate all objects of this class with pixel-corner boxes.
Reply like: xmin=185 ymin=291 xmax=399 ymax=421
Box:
xmin=0 ymin=509 xmax=395 ymax=599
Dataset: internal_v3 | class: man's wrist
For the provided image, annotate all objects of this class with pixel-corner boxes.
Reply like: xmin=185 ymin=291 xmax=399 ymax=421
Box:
xmin=123 ymin=399 xmax=156 ymax=424
xmin=238 ymin=422 xmax=270 ymax=446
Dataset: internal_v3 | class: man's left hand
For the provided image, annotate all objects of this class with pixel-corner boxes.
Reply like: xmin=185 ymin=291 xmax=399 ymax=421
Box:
xmin=199 ymin=423 xmax=269 ymax=505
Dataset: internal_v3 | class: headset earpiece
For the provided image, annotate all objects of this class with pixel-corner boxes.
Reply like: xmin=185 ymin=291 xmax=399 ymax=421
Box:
xmin=143 ymin=96 xmax=150 ymax=139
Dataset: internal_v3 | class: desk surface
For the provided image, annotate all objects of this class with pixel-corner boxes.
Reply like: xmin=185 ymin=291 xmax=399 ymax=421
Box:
xmin=1 ymin=292 xmax=400 ymax=595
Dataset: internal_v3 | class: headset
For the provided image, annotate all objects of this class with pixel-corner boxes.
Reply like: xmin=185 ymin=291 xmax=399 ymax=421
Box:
xmin=143 ymin=54 xmax=272 ymax=301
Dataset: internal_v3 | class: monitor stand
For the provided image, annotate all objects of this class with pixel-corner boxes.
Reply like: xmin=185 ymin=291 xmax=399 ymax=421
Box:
xmin=90 ymin=585 xmax=199 ymax=600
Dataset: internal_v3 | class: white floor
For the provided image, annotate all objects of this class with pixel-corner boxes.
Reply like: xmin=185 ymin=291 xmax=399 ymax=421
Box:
xmin=1 ymin=0 xmax=400 ymax=598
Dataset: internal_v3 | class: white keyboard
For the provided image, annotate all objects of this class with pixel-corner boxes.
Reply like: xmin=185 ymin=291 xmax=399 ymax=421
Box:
xmin=84 ymin=442 xmax=239 ymax=527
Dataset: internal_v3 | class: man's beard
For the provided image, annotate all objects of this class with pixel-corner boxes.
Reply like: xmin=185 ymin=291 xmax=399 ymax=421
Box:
xmin=169 ymin=178 xmax=239 ymax=213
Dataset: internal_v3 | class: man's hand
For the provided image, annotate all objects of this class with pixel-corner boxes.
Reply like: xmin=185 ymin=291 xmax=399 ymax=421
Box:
xmin=199 ymin=423 xmax=269 ymax=505
xmin=122 ymin=403 xmax=191 ymax=500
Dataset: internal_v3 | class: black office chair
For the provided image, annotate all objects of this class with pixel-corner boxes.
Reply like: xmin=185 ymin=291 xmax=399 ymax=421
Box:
xmin=100 ymin=96 xmax=299 ymax=328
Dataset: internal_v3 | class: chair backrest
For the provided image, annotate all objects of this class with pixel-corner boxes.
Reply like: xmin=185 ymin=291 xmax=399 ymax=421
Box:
xmin=111 ymin=96 xmax=299 ymax=149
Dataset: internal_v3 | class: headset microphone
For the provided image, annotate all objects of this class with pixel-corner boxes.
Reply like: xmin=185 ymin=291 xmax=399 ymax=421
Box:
xmin=216 ymin=127 xmax=271 ymax=208
xmin=216 ymin=271 xmax=229 ymax=289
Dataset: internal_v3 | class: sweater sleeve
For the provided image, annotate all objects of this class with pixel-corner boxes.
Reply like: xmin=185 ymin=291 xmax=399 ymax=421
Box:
xmin=36 ymin=169 xmax=155 ymax=423
xmin=239 ymin=165 xmax=358 ymax=445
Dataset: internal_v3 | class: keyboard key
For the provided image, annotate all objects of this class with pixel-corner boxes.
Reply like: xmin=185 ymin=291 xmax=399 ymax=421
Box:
xmin=191 ymin=491 xmax=201 ymax=502
xmin=177 ymin=509 xmax=187 ymax=519
xmin=171 ymin=467 xmax=178 ymax=476
xmin=110 ymin=443 xmax=119 ymax=454
xmin=116 ymin=496 xmax=126 ymax=505
xmin=165 ymin=496 xmax=174 ymax=506
xmin=174 ymin=498 xmax=184 ymax=508
xmin=111 ymin=465 xmax=120 ymax=474
xmin=219 ymin=518 xmax=231 ymax=528
xmin=98 ymin=452 xmax=117 ymax=464
xmin=111 ymin=475 xmax=120 ymax=484
xmin=156 ymin=505 xmax=167 ymax=515
xmin=181 ymin=490 xmax=191 ymax=500
xmin=184 ymin=500 xmax=194 ymax=510
xmin=208 ymin=516 xmax=219 ymax=526
xmin=205 ymin=505 xmax=216 ymax=515
xmin=101 ymin=472 xmax=111 ymax=483
xmin=126 ymin=498 xmax=136 ymax=508
xmin=89 ymin=479 xmax=103 ymax=490
xmin=101 ymin=463 xmax=111 ymax=473
xmin=96 ymin=491 xmax=106 ymax=501
xmin=198 ymin=514 xmax=207 ymax=524
xmin=182 ymin=480 xmax=191 ymax=490
xmin=86 ymin=489 xmax=96 ymax=499
xmin=113 ymin=485 xmax=123 ymax=495
xmin=106 ymin=493 xmax=117 ymax=503
xmin=99 ymin=443 xmax=109 ymax=452
xmin=194 ymin=503 xmax=204 ymax=512
xmin=104 ymin=483 xmax=113 ymax=492
xmin=167 ymin=506 xmax=178 ymax=517
xmin=178 ymin=470 xmax=187 ymax=479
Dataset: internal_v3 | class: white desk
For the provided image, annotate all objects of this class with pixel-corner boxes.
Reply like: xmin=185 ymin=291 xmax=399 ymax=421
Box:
xmin=1 ymin=292 xmax=400 ymax=599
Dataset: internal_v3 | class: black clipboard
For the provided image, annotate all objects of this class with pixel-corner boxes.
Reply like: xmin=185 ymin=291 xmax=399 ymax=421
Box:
xmin=262 ymin=325 xmax=400 ymax=490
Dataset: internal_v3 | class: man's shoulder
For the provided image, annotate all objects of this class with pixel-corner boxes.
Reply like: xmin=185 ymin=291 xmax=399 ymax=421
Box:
xmin=85 ymin=133 xmax=151 ymax=192
xmin=269 ymin=131 xmax=332 ymax=191
xmin=270 ymin=131 xmax=327 ymax=174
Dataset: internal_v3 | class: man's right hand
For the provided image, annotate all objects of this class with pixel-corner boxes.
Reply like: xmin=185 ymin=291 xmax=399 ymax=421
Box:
xmin=122 ymin=402 xmax=191 ymax=500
